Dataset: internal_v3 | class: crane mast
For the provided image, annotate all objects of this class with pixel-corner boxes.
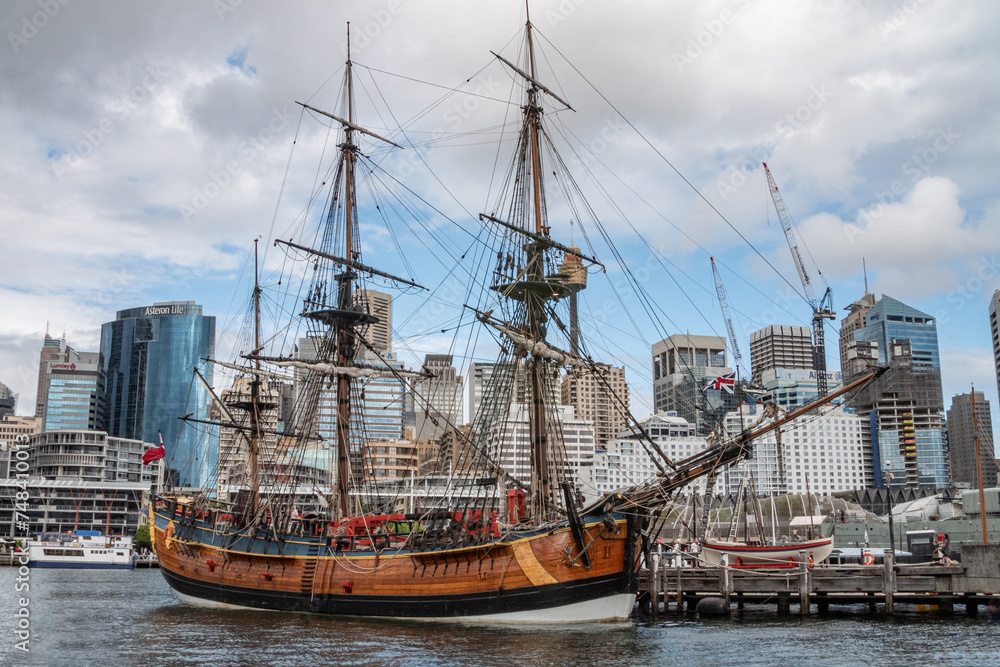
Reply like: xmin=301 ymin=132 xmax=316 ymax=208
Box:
xmin=762 ymin=162 xmax=836 ymax=396
xmin=710 ymin=257 xmax=743 ymax=371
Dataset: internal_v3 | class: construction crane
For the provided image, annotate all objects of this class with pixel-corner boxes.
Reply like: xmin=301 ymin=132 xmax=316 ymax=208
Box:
xmin=710 ymin=256 xmax=743 ymax=373
xmin=762 ymin=162 xmax=836 ymax=396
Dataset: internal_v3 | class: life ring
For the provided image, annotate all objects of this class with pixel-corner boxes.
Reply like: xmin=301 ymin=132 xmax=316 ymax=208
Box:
xmin=164 ymin=521 xmax=176 ymax=550
xmin=863 ymin=552 xmax=874 ymax=566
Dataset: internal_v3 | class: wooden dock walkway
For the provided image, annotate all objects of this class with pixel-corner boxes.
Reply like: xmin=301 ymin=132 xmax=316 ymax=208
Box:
xmin=638 ymin=544 xmax=1000 ymax=618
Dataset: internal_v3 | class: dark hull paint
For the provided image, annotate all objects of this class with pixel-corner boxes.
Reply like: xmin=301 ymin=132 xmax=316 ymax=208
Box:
xmin=161 ymin=566 xmax=629 ymax=618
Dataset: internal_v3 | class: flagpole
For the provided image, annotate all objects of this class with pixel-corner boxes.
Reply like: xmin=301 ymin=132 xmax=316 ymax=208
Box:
xmin=736 ymin=367 xmax=745 ymax=433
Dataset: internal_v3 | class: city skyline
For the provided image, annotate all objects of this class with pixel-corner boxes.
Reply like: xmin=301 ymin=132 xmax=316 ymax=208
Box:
xmin=1 ymin=2 xmax=999 ymax=446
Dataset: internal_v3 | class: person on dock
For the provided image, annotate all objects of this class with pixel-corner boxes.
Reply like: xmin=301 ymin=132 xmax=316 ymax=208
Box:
xmin=936 ymin=534 xmax=954 ymax=565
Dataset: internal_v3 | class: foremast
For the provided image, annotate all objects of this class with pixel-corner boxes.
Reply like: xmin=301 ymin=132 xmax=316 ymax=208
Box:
xmin=488 ymin=14 xmax=579 ymax=523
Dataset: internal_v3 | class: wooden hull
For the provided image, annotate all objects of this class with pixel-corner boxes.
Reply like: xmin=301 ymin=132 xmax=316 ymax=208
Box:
xmin=701 ymin=537 xmax=834 ymax=567
xmin=151 ymin=505 xmax=639 ymax=623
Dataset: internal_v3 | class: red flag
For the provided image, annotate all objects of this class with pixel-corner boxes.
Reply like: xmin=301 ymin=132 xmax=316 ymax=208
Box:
xmin=142 ymin=446 xmax=165 ymax=465
xmin=142 ymin=431 xmax=165 ymax=465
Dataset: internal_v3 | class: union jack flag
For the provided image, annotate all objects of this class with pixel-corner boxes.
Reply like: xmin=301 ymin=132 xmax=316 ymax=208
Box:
xmin=704 ymin=372 xmax=736 ymax=394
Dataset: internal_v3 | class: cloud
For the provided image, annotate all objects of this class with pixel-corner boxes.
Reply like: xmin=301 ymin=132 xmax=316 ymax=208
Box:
xmin=797 ymin=177 xmax=1000 ymax=300
xmin=2 ymin=1 xmax=1000 ymax=425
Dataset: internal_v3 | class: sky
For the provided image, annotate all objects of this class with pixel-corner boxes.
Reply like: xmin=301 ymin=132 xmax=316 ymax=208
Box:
xmin=2 ymin=0 xmax=1000 ymax=443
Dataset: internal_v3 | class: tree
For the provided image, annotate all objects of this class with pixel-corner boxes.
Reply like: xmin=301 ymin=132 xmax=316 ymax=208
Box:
xmin=135 ymin=524 xmax=151 ymax=551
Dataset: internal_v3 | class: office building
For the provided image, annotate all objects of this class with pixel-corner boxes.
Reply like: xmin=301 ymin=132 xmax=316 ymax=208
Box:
xmin=355 ymin=289 xmax=392 ymax=354
xmin=487 ymin=405 xmax=595 ymax=485
xmin=38 ymin=350 xmax=107 ymax=432
xmin=24 ymin=429 xmax=163 ymax=487
xmin=840 ymin=292 xmax=877 ymax=379
xmin=412 ymin=354 xmax=464 ymax=442
xmin=652 ymin=334 xmax=737 ymax=435
xmin=578 ymin=414 xmax=716 ymax=501
xmin=561 ymin=364 xmax=629 ymax=446
xmin=946 ymin=392 xmax=997 ymax=489
xmin=468 ymin=360 xmax=558 ymax=427
xmin=749 ymin=325 xmax=814 ymax=384
xmin=991 ymin=291 xmax=1000 ymax=402
xmin=101 ymin=301 xmax=216 ymax=489
xmin=295 ymin=338 xmax=406 ymax=483
xmin=723 ymin=404 xmax=867 ymax=495
xmin=0 ymin=382 xmax=15 ymax=418
xmin=35 ymin=331 xmax=65 ymax=418
xmin=844 ymin=295 xmax=948 ymax=489
xmin=761 ymin=368 xmax=843 ymax=410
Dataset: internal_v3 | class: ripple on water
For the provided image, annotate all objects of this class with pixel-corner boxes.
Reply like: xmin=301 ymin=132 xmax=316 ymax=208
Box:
xmin=1 ymin=569 xmax=998 ymax=666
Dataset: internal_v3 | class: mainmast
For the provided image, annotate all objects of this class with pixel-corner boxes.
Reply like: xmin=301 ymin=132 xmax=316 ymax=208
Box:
xmin=488 ymin=14 xmax=579 ymax=522
xmin=334 ymin=23 xmax=358 ymax=520
xmin=280 ymin=24 xmax=407 ymax=521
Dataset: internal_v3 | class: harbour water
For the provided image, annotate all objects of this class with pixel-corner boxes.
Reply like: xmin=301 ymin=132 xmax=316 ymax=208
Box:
xmin=2 ymin=568 xmax=998 ymax=666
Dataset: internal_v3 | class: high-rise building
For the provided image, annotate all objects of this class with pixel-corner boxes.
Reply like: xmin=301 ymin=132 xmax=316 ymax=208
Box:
xmin=946 ymin=392 xmax=997 ymax=489
xmin=749 ymin=325 xmax=813 ymax=384
xmin=577 ymin=414 xmax=715 ymax=501
xmin=412 ymin=354 xmax=464 ymax=442
xmin=488 ymin=405 xmax=595 ymax=485
xmin=840 ymin=292 xmax=877 ymax=379
xmin=35 ymin=331 xmax=65 ymax=418
xmin=25 ymin=429 xmax=163 ymax=486
xmin=355 ymin=289 xmax=392 ymax=354
xmin=0 ymin=382 xmax=15 ymax=418
xmin=468 ymin=361 xmax=558 ymax=426
xmin=760 ymin=368 xmax=843 ymax=410
xmin=844 ymin=295 xmax=948 ymax=489
xmin=38 ymin=350 xmax=107 ymax=432
xmin=0 ymin=415 xmax=40 ymax=478
xmin=101 ymin=301 xmax=215 ymax=489
xmin=296 ymin=338 xmax=406 ymax=483
xmin=560 ymin=364 xmax=629 ymax=446
xmin=216 ymin=377 xmax=283 ymax=496
xmin=651 ymin=334 xmax=737 ymax=435
xmin=723 ymin=404 xmax=868 ymax=495
xmin=991 ymin=291 xmax=1000 ymax=402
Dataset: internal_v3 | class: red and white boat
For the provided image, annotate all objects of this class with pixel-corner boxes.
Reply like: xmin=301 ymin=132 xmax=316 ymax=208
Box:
xmin=700 ymin=536 xmax=833 ymax=568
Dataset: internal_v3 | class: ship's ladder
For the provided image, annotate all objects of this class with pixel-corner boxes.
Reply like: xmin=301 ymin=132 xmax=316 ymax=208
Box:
xmin=300 ymin=542 xmax=321 ymax=600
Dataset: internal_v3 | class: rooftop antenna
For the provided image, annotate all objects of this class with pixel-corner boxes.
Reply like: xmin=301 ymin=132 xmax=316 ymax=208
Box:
xmin=862 ymin=257 xmax=869 ymax=295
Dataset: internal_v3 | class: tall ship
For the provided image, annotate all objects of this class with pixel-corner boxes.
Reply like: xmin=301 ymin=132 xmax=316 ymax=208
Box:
xmin=150 ymin=15 xmax=884 ymax=622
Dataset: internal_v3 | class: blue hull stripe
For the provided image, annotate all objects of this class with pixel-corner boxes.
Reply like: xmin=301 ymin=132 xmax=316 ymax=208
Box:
xmin=27 ymin=561 xmax=135 ymax=570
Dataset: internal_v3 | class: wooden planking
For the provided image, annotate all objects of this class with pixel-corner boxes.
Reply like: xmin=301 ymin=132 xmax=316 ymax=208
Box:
xmin=152 ymin=514 xmax=634 ymax=600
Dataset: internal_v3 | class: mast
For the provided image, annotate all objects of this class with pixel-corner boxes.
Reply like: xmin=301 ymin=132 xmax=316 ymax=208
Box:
xmin=524 ymin=14 xmax=553 ymax=522
xmin=248 ymin=239 xmax=262 ymax=514
xmin=270 ymin=25 xmax=410 ymax=523
xmin=485 ymin=12 xmax=590 ymax=522
xmin=334 ymin=22 xmax=358 ymax=520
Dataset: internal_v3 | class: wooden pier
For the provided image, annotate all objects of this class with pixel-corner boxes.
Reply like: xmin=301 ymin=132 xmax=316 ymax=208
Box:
xmin=638 ymin=544 xmax=1000 ymax=618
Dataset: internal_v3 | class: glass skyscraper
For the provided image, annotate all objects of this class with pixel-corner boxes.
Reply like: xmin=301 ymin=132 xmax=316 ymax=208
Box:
xmin=42 ymin=351 xmax=106 ymax=431
xmin=101 ymin=301 xmax=215 ymax=488
xmin=846 ymin=295 xmax=948 ymax=489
